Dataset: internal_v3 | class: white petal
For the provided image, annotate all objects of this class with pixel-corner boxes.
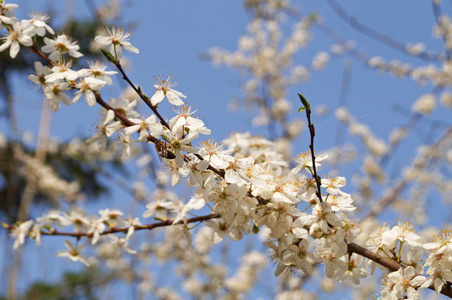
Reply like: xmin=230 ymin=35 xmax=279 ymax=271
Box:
xmin=150 ymin=91 xmax=164 ymax=106
xmin=49 ymin=97 xmax=60 ymax=111
xmin=85 ymin=91 xmax=97 ymax=106
xmin=166 ymin=91 xmax=185 ymax=106
xmin=104 ymin=110 xmax=115 ymax=124
xmin=95 ymin=36 xmax=111 ymax=45
xmin=124 ymin=125 xmax=140 ymax=135
xmin=9 ymin=41 xmax=20 ymax=58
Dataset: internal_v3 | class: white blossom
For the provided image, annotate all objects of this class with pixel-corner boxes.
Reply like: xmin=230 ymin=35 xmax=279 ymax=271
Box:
xmin=57 ymin=240 xmax=90 ymax=266
xmin=0 ymin=18 xmax=34 ymax=58
xmin=42 ymin=34 xmax=83 ymax=60
xmin=10 ymin=220 xmax=33 ymax=249
xmin=94 ymin=26 xmax=139 ymax=59
xmin=72 ymin=77 xmax=107 ymax=106
xmin=151 ymin=75 xmax=186 ymax=107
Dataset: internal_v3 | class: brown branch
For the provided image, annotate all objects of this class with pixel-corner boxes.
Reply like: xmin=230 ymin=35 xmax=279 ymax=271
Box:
xmin=28 ymin=41 xmax=239 ymax=191
xmin=326 ymin=0 xmax=442 ymax=61
xmin=347 ymin=242 xmax=452 ymax=298
xmin=95 ymin=94 xmax=135 ymax=126
xmin=114 ymin=61 xmax=170 ymax=129
xmin=314 ymin=18 xmax=440 ymax=82
xmin=333 ymin=60 xmax=352 ymax=172
xmin=347 ymin=242 xmax=400 ymax=271
xmin=30 ymin=44 xmax=54 ymax=65
xmin=364 ymin=125 xmax=452 ymax=219
xmin=0 ymin=214 xmax=221 ymax=238
xmin=301 ymin=98 xmax=323 ymax=202
xmin=29 ymin=42 xmax=177 ymax=160
xmin=95 ymin=94 xmax=176 ymax=159
xmin=431 ymin=0 xmax=452 ymax=61
xmin=112 ymin=60 xmax=231 ymax=172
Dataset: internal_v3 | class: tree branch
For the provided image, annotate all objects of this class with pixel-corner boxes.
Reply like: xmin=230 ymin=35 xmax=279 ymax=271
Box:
xmin=326 ymin=0 xmax=442 ymax=61
xmin=347 ymin=242 xmax=452 ymax=298
xmin=3 ymin=214 xmax=221 ymax=238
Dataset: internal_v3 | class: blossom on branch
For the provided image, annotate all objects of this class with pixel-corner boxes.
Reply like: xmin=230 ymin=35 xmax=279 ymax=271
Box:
xmin=10 ymin=220 xmax=33 ymax=249
xmin=94 ymin=26 xmax=139 ymax=59
xmin=108 ymin=235 xmax=137 ymax=254
xmin=0 ymin=2 xmax=18 ymax=26
xmin=162 ymin=128 xmax=199 ymax=167
xmin=28 ymin=61 xmax=50 ymax=90
xmin=42 ymin=34 xmax=83 ymax=61
xmin=78 ymin=60 xmax=117 ymax=85
xmin=86 ymin=110 xmax=122 ymax=150
xmin=0 ymin=18 xmax=33 ymax=58
xmin=292 ymin=151 xmax=328 ymax=175
xmin=151 ymin=75 xmax=186 ymax=107
xmin=382 ymin=266 xmax=426 ymax=300
xmin=57 ymin=240 xmax=91 ymax=267
xmin=124 ymin=114 xmax=163 ymax=141
xmin=45 ymin=60 xmax=79 ymax=83
xmin=21 ymin=11 xmax=54 ymax=36
xmin=169 ymin=105 xmax=211 ymax=136
xmin=43 ymin=81 xmax=72 ymax=111
xmin=72 ymin=77 xmax=107 ymax=106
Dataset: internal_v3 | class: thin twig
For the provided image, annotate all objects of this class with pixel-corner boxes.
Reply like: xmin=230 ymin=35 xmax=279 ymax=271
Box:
xmin=114 ymin=61 xmax=170 ymax=129
xmin=299 ymin=94 xmax=323 ymax=202
xmin=30 ymin=44 xmax=54 ymax=65
xmin=333 ymin=60 xmax=352 ymax=172
xmin=431 ymin=0 xmax=452 ymax=61
xmin=364 ymin=125 xmax=452 ymax=219
xmin=94 ymin=94 xmax=176 ymax=159
xmin=326 ymin=0 xmax=443 ymax=61
xmin=347 ymin=242 xmax=452 ymax=298
xmin=2 ymin=214 xmax=221 ymax=238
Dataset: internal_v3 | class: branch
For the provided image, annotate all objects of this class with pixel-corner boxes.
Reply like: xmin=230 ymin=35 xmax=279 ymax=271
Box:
xmin=431 ymin=0 xmax=452 ymax=61
xmin=94 ymin=94 xmax=177 ymax=159
xmin=30 ymin=44 xmax=54 ymax=65
xmin=347 ymin=242 xmax=452 ymax=298
xmin=298 ymin=93 xmax=322 ymax=202
xmin=364 ymin=125 xmax=452 ymax=219
xmin=326 ymin=0 xmax=442 ymax=61
xmin=3 ymin=214 xmax=221 ymax=238
xmin=114 ymin=61 xmax=170 ymax=129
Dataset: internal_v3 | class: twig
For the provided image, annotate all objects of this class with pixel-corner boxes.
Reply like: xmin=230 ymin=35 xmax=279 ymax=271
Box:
xmin=111 ymin=61 xmax=229 ymax=174
xmin=364 ymin=125 xmax=452 ymax=219
xmin=333 ymin=60 xmax=352 ymax=172
xmin=347 ymin=242 xmax=452 ymax=298
xmin=298 ymin=94 xmax=322 ymax=202
xmin=431 ymin=0 xmax=452 ymax=61
xmin=114 ymin=61 xmax=170 ymax=129
xmin=326 ymin=0 xmax=443 ymax=61
xmin=30 ymin=44 xmax=54 ymax=65
xmin=2 ymin=214 xmax=221 ymax=238
xmin=94 ymin=94 xmax=176 ymax=160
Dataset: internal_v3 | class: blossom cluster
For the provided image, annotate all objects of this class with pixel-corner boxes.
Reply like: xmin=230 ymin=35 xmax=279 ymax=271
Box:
xmin=2 ymin=1 xmax=452 ymax=299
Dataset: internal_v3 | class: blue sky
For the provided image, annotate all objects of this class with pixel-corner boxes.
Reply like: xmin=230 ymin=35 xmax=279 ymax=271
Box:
xmin=2 ymin=0 xmax=451 ymax=298
xmin=11 ymin=1 xmax=448 ymax=147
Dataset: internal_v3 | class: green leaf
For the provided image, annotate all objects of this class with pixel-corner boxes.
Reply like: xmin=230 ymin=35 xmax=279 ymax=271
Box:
xmin=297 ymin=93 xmax=310 ymax=110
xmin=101 ymin=48 xmax=116 ymax=63
xmin=298 ymin=106 xmax=307 ymax=113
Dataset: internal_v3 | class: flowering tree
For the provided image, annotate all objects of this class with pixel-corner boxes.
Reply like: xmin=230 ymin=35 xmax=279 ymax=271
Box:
xmin=1 ymin=1 xmax=452 ymax=299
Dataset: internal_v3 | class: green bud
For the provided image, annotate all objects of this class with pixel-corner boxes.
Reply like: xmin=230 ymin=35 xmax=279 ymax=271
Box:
xmin=101 ymin=48 xmax=117 ymax=63
xmin=252 ymin=225 xmax=260 ymax=234
xmin=297 ymin=93 xmax=310 ymax=111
